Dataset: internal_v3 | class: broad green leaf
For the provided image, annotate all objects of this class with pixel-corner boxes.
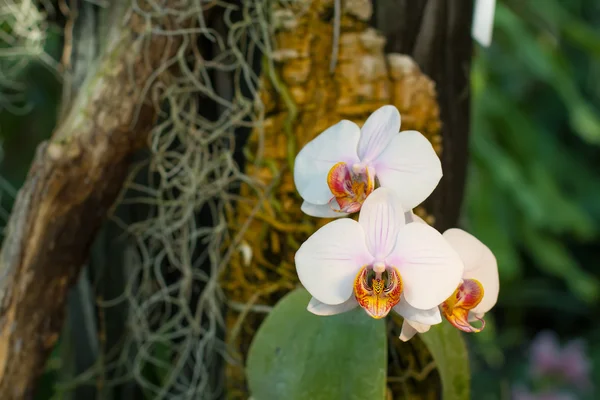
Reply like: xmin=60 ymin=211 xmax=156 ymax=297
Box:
xmin=420 ymin=323 xmax=470 ymax=400
xmin=247 ymin=288 xmax=387 ymax=400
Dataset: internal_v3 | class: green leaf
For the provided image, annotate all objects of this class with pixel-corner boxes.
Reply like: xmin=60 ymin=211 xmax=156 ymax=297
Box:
xmin=420 ymin=323 xmax=470 ymax=400
xmin=247 ymin=288 xmax=387 ymax=400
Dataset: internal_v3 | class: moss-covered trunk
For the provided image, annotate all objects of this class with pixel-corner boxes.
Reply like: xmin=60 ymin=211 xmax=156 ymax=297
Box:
xmin=0 ymin=2 xmax=189 ymax=398
xmin=223 ymin=0 xmax=472 ymax=398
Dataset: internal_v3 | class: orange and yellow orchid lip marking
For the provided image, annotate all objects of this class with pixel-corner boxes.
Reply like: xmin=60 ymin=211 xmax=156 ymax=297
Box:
xmin=327 ymin=162 xmax=375 ymax=213
xmin=353 ymin=265 xmax=403 ymax=319
xmin=441 ymin=279 xmax=485 ymax=333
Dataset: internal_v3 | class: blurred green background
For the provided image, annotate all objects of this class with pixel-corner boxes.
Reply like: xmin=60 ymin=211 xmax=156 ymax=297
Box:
xmin=466 ymin=0 xmax=600 ymax=398
xmin=2 ymin=0 xmax=600 ymax=399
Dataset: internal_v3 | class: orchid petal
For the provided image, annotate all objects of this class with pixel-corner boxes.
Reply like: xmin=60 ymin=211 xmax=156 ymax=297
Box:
xmin=295 ymin=218 xmax=371 ymax=305
xmin=407 ymin=320 xmax=432 ymax=334
xmin=393 ymin=297 xmax=442 ymax=326
xmin=443 ymin=228 xmax=499 ymax=314
xmin=468 ymin=312 xmax=485 ymax=322
xmin=388 ymin=223 xmax=463 ymax=310
xmin=301 ymin=201 xmax=348 ymax=218
xmin=373 ymin=130 xmax=442 ymax=210
xmin=399 ymin=321 xmax=418 ymax=342
xmin=334 ymin=197 xmax=364 ymax=214
xmin=294 ymin=120 xmax=361 ymax=205
xmin=358 ymin=188 xmax=405 ymax=259
xmin=399 ymin=318 xmax=433 ymax=342
xmin=307 ymin=296 xmax=358 ymax=316
xmin=404 ymin=210 xmax=427 ymax=225
xmin=357 ymin=105 xmax=401 ymax=163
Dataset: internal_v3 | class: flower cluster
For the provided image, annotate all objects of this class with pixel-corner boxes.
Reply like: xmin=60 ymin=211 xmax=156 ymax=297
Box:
xmin=529 ymin=331 xmax=591 ymax=390
xmin=512 ymin=331 xmax=592 ymax=400
xmin=293 ymin=105 xmax=499 ymax=340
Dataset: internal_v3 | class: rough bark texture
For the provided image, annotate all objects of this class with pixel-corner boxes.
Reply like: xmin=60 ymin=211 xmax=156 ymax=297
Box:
xmin=0 ymin=3 xmax=185 ymax=398
xmin=375 ymin=0 xmax=474 ymax=231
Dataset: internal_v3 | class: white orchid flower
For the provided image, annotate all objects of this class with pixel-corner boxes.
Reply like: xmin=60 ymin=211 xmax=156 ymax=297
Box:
xmin=293 ymin=105 xmax=442 ymax=218
xmin=400 ymin=213 xmax=500 ymax=341
xmin=294 ymin=188 xmax=463 ymax=327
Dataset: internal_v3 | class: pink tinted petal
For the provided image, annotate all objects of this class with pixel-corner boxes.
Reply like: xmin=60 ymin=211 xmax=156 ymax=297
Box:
xmin=301 ymin=201 xmax=348 ymax=218
xmin=393 ymin=296 xmax=441 ymax=325
xmin=307 ymin=296 xmax=358 ymax=316
xmin=294 ymin=120 xmax=361 ymax=205
xmin=357 ymin=105 xmax=401 ymax=163
xmin=443 ymin=228 xmax=499 ymax=314
xmin=529 ymin=331 xmax=562 ymax=377
xmin=295 ymin=218 xmax=371 ymax=305
xmin=373 ymin=130 xmax=442 ymax=210
xmin=561 ymin=339 xmax=591 ymax=389
xmin=388 ymin=223 xmax=463 ymax=310
xmin=358 ymin=188 xmax=405 ymax=259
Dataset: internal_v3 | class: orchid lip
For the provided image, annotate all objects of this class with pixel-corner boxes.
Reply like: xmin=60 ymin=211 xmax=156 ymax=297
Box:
xmin=353 ymin=264 xmax=403 ymax=319
xmin=326 ymin=162 xmax=375 ymax=214
xmin=441 ymin=278 xmax=486 ymax=333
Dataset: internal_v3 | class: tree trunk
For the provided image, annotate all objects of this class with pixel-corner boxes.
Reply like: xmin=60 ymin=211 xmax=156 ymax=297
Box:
xmin=0 ymin=2 xmax=187 ymax=397
xmin=0 ymin=0 xmax=473 ymax=398
xmin=224 ymin=0 xmax=473 ymax=397
xmin=375 ymin=0 xmax=474 ymax=231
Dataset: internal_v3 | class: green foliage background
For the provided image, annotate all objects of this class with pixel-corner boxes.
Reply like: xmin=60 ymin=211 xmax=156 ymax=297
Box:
xmin=466 ymin=0 xmax=600 ymax=398
xmin=1 ymin=0 xmax=600 ymax=398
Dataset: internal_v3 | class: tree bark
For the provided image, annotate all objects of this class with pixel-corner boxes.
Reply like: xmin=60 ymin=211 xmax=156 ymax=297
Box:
xmin=373 ymin=2 xmax=474 ymax=396
xmin=0 ymin=2 xmax=185 ymax=398
xmin=375 ymin=0 xmax=474 ymax=231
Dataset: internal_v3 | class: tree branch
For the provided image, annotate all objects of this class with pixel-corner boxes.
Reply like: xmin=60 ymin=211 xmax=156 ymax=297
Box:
xmin=0 ymin=2 xmax=186 ymax=397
